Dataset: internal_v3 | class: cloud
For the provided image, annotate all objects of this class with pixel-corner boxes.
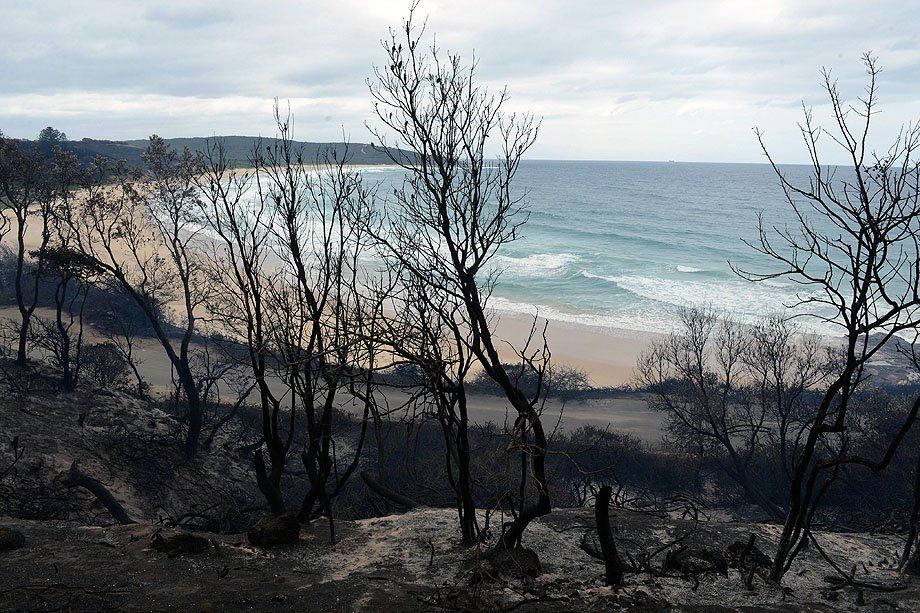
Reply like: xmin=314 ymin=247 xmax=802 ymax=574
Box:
xmin=144 ymin=5 xmax=235 ymax=29
xmin=1 ymin=0 xmax=918 ymax=163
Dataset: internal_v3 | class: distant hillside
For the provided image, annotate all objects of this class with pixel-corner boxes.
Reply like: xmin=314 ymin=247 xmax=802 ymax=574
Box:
xmin=31 ymin=136 xmax=411 ymax=168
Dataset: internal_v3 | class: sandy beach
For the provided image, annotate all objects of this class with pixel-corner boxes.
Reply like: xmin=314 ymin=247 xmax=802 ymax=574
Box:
xmin=495 ymin=313 xmax=658 ymax=388
xmin=0 ymin=305 xmax=665 ymax=443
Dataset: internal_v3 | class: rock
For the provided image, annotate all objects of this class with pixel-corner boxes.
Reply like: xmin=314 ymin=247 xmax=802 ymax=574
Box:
xmin=662 ymin=547 xmax=728 ymax=577
xmin=724 ymin=538 xmax=772 ymax=571
xmin=0 ymin=527 xmax=25 ymax=552
xmin=150 ymin=530 xmax=213 ymax=556
xmin=247 ymin=511 xmax=300 ymax=546
xmin=471 ymin=547 xmax=542 ymax=584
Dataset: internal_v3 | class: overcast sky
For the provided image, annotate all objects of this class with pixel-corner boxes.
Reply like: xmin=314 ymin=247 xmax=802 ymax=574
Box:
xmin=2 ymin=0 xmax=919 ymax=163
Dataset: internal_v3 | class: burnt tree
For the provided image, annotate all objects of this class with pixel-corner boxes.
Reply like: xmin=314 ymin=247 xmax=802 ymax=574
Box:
xmin=369 ymin=7 xmax=552 ymax=551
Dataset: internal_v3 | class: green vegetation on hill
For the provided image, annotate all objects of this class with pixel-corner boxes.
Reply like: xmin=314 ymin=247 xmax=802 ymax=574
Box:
xmin=119 ymin=136 xmax=409 ymax=166
xmin=29 ymin=135 xmax=410 ymax=168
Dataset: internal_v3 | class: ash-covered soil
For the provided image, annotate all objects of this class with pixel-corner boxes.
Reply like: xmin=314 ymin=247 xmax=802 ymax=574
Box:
xmin=0 ymin=379 xmax=261 ymax=530
xmin=1 ymin=373 xmax=919 ymax=611
xmin=1 ymin=506 xmax=918 ymax=612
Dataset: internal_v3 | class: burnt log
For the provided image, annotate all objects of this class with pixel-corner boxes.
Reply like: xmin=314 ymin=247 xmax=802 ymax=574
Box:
xmin=360 ymin=471 xmax=419 ymax=509
xmin=64 ymin=462 xmax=135 ymax=525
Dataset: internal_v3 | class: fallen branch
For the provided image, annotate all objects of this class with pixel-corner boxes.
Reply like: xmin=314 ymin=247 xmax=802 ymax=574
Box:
xmin=64 ymin=462 xmax=136 ymax=525
xmin=809 ymin=534 xmax=908 ymax=593
xmin=360 ymin=470 xmax=419 ymax=509
xmin=823 ymin=575 xmax=910 ymax=593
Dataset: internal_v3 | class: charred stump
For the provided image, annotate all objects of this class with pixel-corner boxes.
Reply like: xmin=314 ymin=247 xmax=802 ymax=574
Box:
xmin=595 ymin=485 xmax=624 ymax=587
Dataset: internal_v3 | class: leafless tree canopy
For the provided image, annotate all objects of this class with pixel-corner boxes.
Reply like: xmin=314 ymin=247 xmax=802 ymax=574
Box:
xmin=638 ymin=308 xmax=835 ymax=521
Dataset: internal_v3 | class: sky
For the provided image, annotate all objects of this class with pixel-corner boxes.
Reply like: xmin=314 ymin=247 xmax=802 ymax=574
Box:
xmin=2 ymin=0 xmax=919 ymax=163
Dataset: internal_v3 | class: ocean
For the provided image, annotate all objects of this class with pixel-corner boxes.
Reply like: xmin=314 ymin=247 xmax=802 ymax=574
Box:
xmin=362 ymin=160 xmax=836 ymax=337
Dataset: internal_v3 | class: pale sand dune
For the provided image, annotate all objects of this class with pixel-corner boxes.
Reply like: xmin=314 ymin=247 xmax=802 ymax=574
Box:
xmin=0 ymin=306 xmax=665 ymax=439
xmin=464 ymin=392 xmax=664 ymax=442
xmin=475 ymin=313 xmax=665 ymax=441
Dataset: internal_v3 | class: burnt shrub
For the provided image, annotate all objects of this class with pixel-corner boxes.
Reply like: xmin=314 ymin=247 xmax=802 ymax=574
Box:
xmin=81 ymin=343 xmax=131 ymax=391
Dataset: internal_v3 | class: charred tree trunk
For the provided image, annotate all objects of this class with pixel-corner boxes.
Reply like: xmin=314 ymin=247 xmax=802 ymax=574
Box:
xmin=493 ymin=412 xmax=551 ymax=550
xmin=54 ymin=277 xmax=74 ymax=390
xmin=254 ymin=447 xmax=285 ymax=515
xmin=173 ymin=358 xmax=202 ymax=456
xmin=456 ymin=394 xmax=477 ymax=545
xmin=14 ymin=220 xmax=36 ymax=366
xmin=595 ymin=485 xmax=624 ymax=587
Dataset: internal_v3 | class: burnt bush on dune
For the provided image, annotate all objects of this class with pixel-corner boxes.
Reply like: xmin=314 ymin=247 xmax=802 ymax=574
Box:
xmin=0 ymin=363 xmax=262 ymax=532
xmin=5 ymin=338 xmax=920 ymax=548
xmin=324 ymin=415 xmax=699 ymax=523
xmin=467 ymin=362 xmax=592 ymax=400
xmin=80 ymin=342 xmax=132 ymax=390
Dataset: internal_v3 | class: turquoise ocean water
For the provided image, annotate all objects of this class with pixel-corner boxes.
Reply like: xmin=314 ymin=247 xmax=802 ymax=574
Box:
xmin=363 ymin=160 xmax=835 ymax=336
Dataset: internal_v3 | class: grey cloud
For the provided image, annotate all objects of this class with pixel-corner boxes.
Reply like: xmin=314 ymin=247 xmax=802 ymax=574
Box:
xmin=1 ymin=0 xmax=919 ymax=162
xmin=145 ymin=6 xmax=235 ymax=29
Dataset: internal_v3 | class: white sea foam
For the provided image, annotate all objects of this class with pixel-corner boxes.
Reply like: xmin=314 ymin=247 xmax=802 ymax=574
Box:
xmin=488 ymin=296 xmax=677 ymax=334
xmin=580 ymin=271 xmax=617 ymax=283
xmin=676 ymin=265 xmax=704 ymax=273
xmin=493 ymin=253 xmax=581 ymax=277
xmin=582 ymin=270 xmax=794 ymax=315
xmin=489 ymin=290 xmax=845 ymax=338
xmin=572 ymin=271 xmax=846 ymax=336
xmin=606 ymin=274 xmax=794 ymax=315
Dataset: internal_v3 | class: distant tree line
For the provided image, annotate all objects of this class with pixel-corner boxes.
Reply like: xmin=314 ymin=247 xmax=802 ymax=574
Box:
xmin=3 ymin=132 xmax=415 ymax=172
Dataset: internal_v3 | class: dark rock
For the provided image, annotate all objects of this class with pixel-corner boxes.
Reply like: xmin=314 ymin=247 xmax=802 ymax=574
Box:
xmin=150 ymin=531 xmax=213 ymax=555
xmin=247 ymin=511 xmax=300 ymax=546
xmin=662 ymin=546 xmax=728 ymax=577
xmin=471 ymin=547 xmax=542 ymax=584
xmin=725 ymin=538 xmax=772 ymax=571
xmin=0 ymin=527 xmax=25 ymax=552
